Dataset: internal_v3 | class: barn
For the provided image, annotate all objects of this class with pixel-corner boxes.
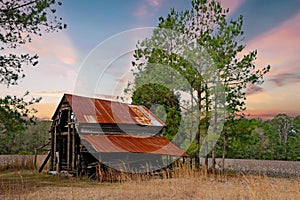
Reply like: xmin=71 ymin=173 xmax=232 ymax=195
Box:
xmin=40 ymin=94 xmax=187 ymax=177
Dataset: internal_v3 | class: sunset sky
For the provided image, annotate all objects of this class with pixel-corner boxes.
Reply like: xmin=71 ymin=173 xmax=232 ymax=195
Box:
xmin=1 ymin=0 xmax=300 ymax=120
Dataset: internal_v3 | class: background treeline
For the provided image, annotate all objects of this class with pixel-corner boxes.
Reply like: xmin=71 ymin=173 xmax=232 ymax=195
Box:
xmin=1 ymin=114 xmax=299 ymax=161
xmin=214 ymin=114 xmax=300 ymax=161
xmin=181 ymin=113 xmax=300 ymax=161
xmin=0 ymin=121 xmax=51 ymax=155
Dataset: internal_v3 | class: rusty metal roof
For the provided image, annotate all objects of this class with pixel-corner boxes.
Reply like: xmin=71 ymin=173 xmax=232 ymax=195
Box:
xmin=54 ymin=94 xmax=166 ymax=126
xmin=80 ymin=134 xmax=188 ymax=157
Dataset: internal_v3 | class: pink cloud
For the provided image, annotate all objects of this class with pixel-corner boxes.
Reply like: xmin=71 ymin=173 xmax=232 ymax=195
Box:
xmin=245 ymin=83 xmax=264 ymax=95
xmin=245 ymin=12 xmax=300 ymax=73
xmin=133 ymin=0 xmax=163 ymax=17
xmin=18 ymin=31 xmax=79 ymax=86
xmin=133 ymin=0 xmax=245 ymax=18
xmin=146 ymin=0 xmax=161 ymax=8
xmin=134 ymin=4 xmax=148 ymax=17
xmin=243 ymin=12 xmax=300 ymax=116
xmin=245 ymin=79 xmax=300 ymax=117
xmin=221 ymin=0 xmax=246 ymax=14
xmin=24 ymin=32 xmax=78 ymax=66
xmin=49 ymin=63 xmax=77 ymax=78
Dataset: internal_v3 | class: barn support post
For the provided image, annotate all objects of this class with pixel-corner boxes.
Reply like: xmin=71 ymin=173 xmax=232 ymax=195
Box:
xmin=51 ymin=121 xmax=58 ymax=171
xmin=50 ymin=127 xmax=54 ymax=171
xmin=67 ymin=109 xmax=71 ymax=170
xmin=39 ymin=151 xmax=51 ymax=173
xmin=57 ymin=111 xmax=63 ymax=172
xmin=72 ymin=123 xmax=75 ymax=171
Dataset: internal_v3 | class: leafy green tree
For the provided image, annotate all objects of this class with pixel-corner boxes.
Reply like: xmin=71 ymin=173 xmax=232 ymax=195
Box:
xmin=292 ymin=115 xmax=300 ymax=160
xmin=214 ymin=115 xmax=300 ymax=162
xmin=0 ymin=0 xmax=65 ymax=154
xmin=0 ymin=92 xmax=44 ymax=154
xmin=1 ymin=0 xmax=66 ymax=85
xmin=0 ymin=120 xmax=51 ymax=154
xmin=218 ymin=118 xmax=262 ymax=159
xmin=273 ymin=114 xmax=292 ymax=159
xmin=216 ymin=118 xmax=261 ymax=172
xmin=131 ymin=83 xmax=181 ymax=141
xmin=261 ymin=114 xmax=300 ymax=160
xmin=222 ymin=115 xmax=300 ymax=161
xmin=128 ymin=0 xmax=270 ymax=170
xmin=293 ymin=116 xmax=300 ymax=134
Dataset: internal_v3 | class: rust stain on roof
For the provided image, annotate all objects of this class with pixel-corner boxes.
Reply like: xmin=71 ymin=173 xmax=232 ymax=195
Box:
xmin=60 ymin=94 xmax=166 ymax=126
xmin=80 ymin=134 xmax=188 ymax=157
xmin=130 ymin=106 xmax=152 ymax=125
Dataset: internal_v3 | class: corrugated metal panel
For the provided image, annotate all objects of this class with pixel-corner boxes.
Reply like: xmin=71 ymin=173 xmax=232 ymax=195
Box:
xmin=129 ymin=106 xmax=152 ymax=125
xmin=80 ymin=134 xmax=188 ymax=157
xmin=64 ymin=94 xmax=166 ymax=126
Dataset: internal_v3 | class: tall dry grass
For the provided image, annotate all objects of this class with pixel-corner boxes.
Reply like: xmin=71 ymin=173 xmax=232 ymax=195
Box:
xmin=0 ymin=155 xmax=47 ymax=171
xmin=1 ymin=163 xmax=299 ymax=200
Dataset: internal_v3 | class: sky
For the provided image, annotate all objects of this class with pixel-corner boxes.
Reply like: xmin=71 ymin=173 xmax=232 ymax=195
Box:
xmin=1 ymin=0 xmax=300 ymax=120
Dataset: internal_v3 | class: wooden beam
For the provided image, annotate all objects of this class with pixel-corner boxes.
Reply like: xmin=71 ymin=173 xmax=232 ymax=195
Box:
xmin=53 ymin=121 xmax=57 ymax=171
xmin=50 ymin=127 xmax=54 ymax=171
xmin=72 ymin=123 xmax=75 ymax=170
xmin=39 ymin=151 xmax=51 ymax=173
xmin=67 ymin=109 xmax=71 ymax=170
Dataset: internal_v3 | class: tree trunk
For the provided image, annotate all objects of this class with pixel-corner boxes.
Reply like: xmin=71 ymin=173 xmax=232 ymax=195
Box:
xmin=284 ymin=122 xmax=288 ymax=160
xmin=211 ymin=80 xmax=219 ymax=173
xmin=212 ymin=142 xmax=216 ymax=173
xmin=195 ymin=88 xmax=202 ymax=168
xmin=204 ymin=142 xmax=208 ymax=170
xmin=195 ymin=129 xmax=201 ymax=167
xmin=204 ymin=83 xmax=210 ymax=172
xmin=221 ymin=135 xmax=227 ymax=174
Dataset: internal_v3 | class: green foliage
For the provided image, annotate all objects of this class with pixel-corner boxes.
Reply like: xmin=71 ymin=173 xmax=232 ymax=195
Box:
xmin=218 ymin=118 xmax=262 ymax=159
xmin=260 ymin=114 xmax=300 ymax=160
xmin=126 ymin=0 xmax=270 ymax=167
xmin=0 ymin=91 xmax=41 ymax=135
xmin=132 ymin=83 xmax=181 ymax=140
xmin=0 ymin=1 xmax=65 ymax=154
xmin=217 ymin=115 xmax=300 ymax=161
xmin=0 ymin=0 xmax=66 ymax=86
xmin=0 ymin=120 xmax=51 ymax=154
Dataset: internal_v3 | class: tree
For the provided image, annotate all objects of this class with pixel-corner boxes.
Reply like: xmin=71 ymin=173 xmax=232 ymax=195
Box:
xmin=289 ymin=116 xmax=300 ymax=160
xmin=131 ymin=83 xmax=181 ymax=141
xmin=273 ymin=114 xmax=292 ymax=159
xmin=1 ymin=0 xmax=66 ymax=85
xmin=0 ymin=0 xmax=65 ymax=153
xmin=128 ymin=0 xmax=270 ymax=170
xmin=0 ymin=119 xmax=51 ymax=154
xmin=218 ymin=118 xmax=261 ymax=159
xmin=215 ymin=116 xmax=300 ymax=162
xmin=261 ymin=114 xmax=300 ymax=160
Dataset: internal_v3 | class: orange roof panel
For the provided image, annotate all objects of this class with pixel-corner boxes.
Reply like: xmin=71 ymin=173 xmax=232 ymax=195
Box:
xmin=80 ymin=134 xmax=188 ymax=157
xmin=61 ymin=94 xmax=166 ymax=126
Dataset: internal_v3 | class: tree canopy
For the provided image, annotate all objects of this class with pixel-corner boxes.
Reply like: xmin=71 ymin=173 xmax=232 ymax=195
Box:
xmin=127 ymin=0 xmax=270 ymax=169
xmin=131 ymin=83 xmax=181 ymax=141
xmin=0 ymin=0 xmax=65 ymax=141
xmin=1 ymin=0 xmax=66 ymax=86
xmin=216 ymin=115 xmax=300 ymax=161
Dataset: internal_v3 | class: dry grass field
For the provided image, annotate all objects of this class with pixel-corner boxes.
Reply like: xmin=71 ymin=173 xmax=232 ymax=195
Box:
xmin=1 ymin=167 xmax=299 ymax=200
xmin=1 ymin=156 xmax=300 ymax=199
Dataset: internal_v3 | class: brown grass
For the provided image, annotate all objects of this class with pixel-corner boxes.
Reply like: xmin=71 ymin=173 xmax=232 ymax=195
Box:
xmin=0 ymin=155 xmax=48 ymax=171
xmin=1 ymin=164 xmax=299 ymax=200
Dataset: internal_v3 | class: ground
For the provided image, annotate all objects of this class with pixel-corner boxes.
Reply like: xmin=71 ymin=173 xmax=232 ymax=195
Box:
xmin=1 ymin=170 xmax=299 ymax=200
